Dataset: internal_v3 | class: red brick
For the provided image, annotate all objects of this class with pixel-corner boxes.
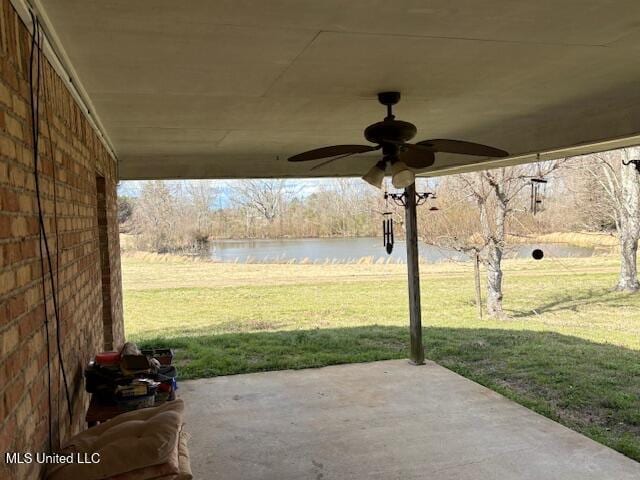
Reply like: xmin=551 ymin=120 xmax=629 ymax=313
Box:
xmin=0 ymin=214 xmax=9 ymax=237
xmin=20 ymin=237 xmax=36 ymax=258
xmin=8 ymin=293 xmax=25 ymax=319
xmin=4 ymin=375 xmax=24 ymax=411
xmin=0 ymin=302 xmax=9 ymax=327
xmin=0 ymin=185 xmax=18 ymax=210
xmin=0 ymin=415 xmax=16 ymax=452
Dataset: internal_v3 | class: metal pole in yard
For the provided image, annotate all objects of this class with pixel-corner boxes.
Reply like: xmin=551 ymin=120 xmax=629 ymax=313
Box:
xmin=474 ymin=251 xmax=483 ymax=320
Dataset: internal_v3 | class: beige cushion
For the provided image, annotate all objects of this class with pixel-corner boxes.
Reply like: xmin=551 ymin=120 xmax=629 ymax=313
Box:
xmin=47 ymin=400 xmax=191 ymax=480
xmin=153 ymin=428 xmax=193 ymax=480
xmin=177 ymin=429 xmax=193 ymax=479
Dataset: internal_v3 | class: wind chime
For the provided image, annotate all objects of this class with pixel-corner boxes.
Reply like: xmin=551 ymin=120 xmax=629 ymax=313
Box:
xmin=529 ymin=177 xmax=548 ymax=215
xmin=382 ymin=195 xmax=394 ymax=254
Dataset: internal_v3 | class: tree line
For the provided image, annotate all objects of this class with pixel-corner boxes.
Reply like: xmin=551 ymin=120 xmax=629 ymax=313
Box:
xmin=118 ymin=178 xmax=383 ymax=248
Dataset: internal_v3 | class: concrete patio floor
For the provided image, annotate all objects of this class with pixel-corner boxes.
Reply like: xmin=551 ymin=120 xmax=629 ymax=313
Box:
xmin=180 ymin=360 xmax=640 ymax=479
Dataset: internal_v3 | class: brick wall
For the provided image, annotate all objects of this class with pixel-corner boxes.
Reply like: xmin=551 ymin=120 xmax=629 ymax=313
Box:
xmin=0 ymin=1 xmax=124 ymax=478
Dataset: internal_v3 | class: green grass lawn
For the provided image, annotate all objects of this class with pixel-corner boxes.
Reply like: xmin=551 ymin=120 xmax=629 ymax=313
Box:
xmin=122 ymin=253 xmax=640 ymax=461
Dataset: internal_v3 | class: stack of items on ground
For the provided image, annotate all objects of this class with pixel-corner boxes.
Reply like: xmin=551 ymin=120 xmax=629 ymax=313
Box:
xmin=86 ymin=342 xmax=177 ymax=409
xmin=46 ymin=342 xmax=191 ymax=479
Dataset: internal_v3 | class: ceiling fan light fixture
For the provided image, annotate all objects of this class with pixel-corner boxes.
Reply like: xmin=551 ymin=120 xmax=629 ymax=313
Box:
xmin=391 ymin=160 xmax=414 ymax=189
xmin=362 ymin=161 xmax=386 ymax=189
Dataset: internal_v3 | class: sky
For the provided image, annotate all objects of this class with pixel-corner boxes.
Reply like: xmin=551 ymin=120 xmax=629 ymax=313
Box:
xmin=117 ymin=178 xmax=354 ymax=209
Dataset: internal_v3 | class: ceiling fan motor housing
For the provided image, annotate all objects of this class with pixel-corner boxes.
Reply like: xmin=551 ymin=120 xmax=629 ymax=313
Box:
xmin=364 ymin=120 xmax=417 ymax=145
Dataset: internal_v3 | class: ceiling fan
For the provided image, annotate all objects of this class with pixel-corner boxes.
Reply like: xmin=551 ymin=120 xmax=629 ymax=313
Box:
xmin=288 ymin=91 xmax=509 ymax=189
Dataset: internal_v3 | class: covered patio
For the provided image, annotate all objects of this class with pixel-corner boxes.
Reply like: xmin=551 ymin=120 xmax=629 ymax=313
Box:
xmin=181 ymin=360 xmax=640 ymax=479
xmin=2 ymin=1 xmax=640 ymax=479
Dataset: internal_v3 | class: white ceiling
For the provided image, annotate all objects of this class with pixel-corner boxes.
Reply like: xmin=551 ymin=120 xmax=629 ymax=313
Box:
xmin=38 ymin=0 xmax=640 ymax=179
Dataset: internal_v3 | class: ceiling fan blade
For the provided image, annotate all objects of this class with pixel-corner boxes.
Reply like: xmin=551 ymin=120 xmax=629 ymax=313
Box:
xmin=288 ymin=144 xmax=378 ymax=162
xmin=310 ymin=152 xmax=362 ymax=171
xmin=399 ymin=146 xmax=435 ymax=169
xmin=416 ymin=139 xmax=508 ymax=158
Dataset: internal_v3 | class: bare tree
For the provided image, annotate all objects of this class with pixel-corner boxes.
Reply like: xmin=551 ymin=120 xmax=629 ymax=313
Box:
xmin=417 ymin=187 xmax=485 ymax=317
xmin=131 ymin=181 xmax=183 ymax=252
xmin=117 ymin=195 xmax=135 ymax=227
xmin=421 ymin=162 xmax=562 ymax=318
xmin=184 ymin=180 xmax=217 ymax=245
xmin=575 ymin=147 xmax=640 ymax=291
xmin=326 ymin=179 xmax=379 ymax=236
xmin=231 ymin=179 xmax=292 ymax=222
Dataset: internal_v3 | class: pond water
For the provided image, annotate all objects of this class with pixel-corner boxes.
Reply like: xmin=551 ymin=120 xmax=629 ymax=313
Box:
xmin=205 ymin=237 xmax=595 ymax=263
